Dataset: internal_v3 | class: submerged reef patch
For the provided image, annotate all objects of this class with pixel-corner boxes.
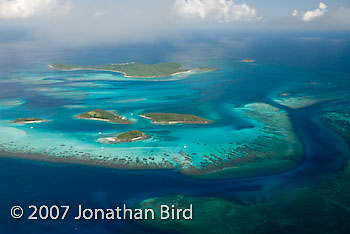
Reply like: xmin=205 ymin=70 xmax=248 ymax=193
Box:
xmin=321 ymin=108 xmax=350 ymax=144
xmin=136 ymin=163 xmax=350 ymax=234
xmin=183 ymin=103 xmax=302 ymax=177
xmin=0 ymin=99 xmax=25 ymax=109
xmin=274 ymin=95 xmax=331 ymax=109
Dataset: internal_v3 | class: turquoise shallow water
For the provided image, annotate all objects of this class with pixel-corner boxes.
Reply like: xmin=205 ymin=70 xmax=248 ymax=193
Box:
xmin=0 ymin=58 xmax=307 ymax=174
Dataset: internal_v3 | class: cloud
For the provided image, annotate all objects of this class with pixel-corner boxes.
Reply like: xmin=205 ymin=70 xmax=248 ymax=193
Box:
xmin=301 ymin=2 xmax=327 ymax=22
xmin=0 ymin=0 xmax=71 ymax=19
xmin=292 ymin=9 xmax=298 ymax=17
xmin=175 ymin=0 xmax=258 ymax=22
xmin=93 ymin=9 xmax=105 ymax=17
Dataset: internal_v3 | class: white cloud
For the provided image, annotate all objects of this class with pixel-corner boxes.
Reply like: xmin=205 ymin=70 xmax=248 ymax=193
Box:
xmin=175 ymin=0 xmax=258 ymax=22
xmin=302 ymin=2 xmax=327 ymax=22
xmin=292 ymin=9 xmax=298 ymax=17
xmin=93 ymin=9 xmax=105 ymax=17
xmin=0 ymin=0 xmax=71 ymax=19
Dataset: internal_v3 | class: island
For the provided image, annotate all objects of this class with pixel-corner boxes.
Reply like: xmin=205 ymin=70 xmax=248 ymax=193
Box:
xmin=48 ymin=62 xmax=215 ymax=78
xmin=241 ymin=58 xmax=255 ymax=63
xmin=139 ymin=113 xmax=209 ymax=125
xmin=279 ymin=92 xmax=293 ymax=97
xmin=77 ymin=109 xmax=133 ymax=124
xmin=101 ymin=130 xmax=150 ymax=144
xmin=13 ymin=117 xmax=46 ymax=124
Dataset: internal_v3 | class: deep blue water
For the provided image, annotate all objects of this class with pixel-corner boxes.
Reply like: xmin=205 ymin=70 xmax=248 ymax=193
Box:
xmin=0 ymin=31 xmax=350 ymax=233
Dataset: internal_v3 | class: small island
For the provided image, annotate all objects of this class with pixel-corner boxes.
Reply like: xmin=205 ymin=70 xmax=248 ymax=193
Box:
xmin=77 ymin=109 xmax=133 ymax=124
xmin=279 ymin=92 xmax=293 ymax=97
xmin=102 ymin=130 xmax=150 ymax=144
xmin=48 ymin=62 xmax=214 ymax=78
xmin=13 ymin=117 xmax=46 ymax=124
xmin=241 ymin=58 xmax=255 ymax=63
xmin=140 ymin=113 xmax=209 ymax=125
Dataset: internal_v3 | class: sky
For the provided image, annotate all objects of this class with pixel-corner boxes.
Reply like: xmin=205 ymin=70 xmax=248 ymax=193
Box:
xmin=0 ymin=0 xmax=349 ymax=46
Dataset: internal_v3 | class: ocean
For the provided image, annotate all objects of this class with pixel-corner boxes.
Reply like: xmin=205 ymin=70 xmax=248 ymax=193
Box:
xmin=0 ymin=30 xmax=349 ymax=233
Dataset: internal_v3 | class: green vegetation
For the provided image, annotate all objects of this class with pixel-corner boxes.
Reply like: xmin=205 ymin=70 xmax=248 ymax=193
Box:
xmin=77 ymin=109 xmax=132 ymax=124
xmin=114 ymin=130 xmax=149 ymax=142
xmin=50 ymin=62 xmax=189 ymax=78
xmin=13 ymin=117 xmax=44 ymax=123
xmin=142 ymin=113 xmax=209 ymax=124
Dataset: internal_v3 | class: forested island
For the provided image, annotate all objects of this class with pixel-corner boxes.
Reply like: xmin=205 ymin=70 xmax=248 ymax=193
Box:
xmin=241 ymin=58 xmax=255 ymax=63
xmin=13 ymin=117 xmax=46 ymax=124
xmin=77 ymin=109 xmax=132 ymax=124
xmin=49 ymin=62 xmax=214 ymax=78
xmin=139 ymin=113 xmax=209 ymax=124
xmin=102 ymin=130 xmax=150 ymax=144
